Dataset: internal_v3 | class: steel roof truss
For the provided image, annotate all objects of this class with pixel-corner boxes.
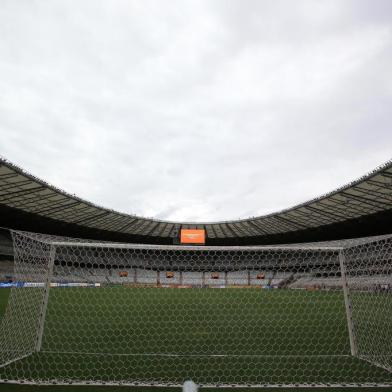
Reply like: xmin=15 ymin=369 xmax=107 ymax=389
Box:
xmin=340 ymin=191 xmax=389 ymax=210
xmin=35 ymin=200 xmax=81 ymax=216
xmin=0 ymin=179 xmax=35 ymax=192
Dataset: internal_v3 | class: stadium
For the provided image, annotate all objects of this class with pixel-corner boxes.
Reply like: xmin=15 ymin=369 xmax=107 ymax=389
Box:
xmin=0 ymin=156 xmax=391 ymax=389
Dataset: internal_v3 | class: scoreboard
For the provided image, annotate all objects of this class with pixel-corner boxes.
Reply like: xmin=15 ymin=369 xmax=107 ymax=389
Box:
xmin=180 ymin=229 xmax=205 ymax=245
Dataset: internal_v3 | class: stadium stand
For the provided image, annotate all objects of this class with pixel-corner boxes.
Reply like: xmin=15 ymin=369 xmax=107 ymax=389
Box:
xmin=0 ymin=260 xmax=13 ymax=282
xmin=1 ymin=157 xmax=392 ymax=246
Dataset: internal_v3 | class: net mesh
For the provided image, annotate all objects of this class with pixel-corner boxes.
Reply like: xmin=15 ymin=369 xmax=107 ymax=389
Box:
xmin=0 ymin=230 xmax=391 ymax=386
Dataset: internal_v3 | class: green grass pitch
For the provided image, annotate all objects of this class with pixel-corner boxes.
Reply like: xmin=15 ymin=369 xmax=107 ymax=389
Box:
xmin=0 ymin=286 xmax=391 ymax=391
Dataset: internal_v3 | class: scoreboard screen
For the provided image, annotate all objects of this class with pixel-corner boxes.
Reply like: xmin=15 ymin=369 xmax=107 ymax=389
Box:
xmin=180 ymin=229 xmax=205 ymax=245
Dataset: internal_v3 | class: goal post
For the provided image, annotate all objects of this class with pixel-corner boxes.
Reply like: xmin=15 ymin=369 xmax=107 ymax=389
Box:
xmin=35 ymin=244 xmax=56 ymax=353
xmin=338 ymin=250 xmax=357 ymax=357
xmin=0 ymin=230 xmax=391 ymax=387
xmin=341 ymin=235 xmax=392 ymax=373
xmin=0 ymin=231 xmax=55 ymax=368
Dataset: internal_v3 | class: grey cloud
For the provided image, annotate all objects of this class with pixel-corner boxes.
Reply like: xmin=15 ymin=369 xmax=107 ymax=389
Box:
xmin=0 ymin=0 xmax=391 ymax=222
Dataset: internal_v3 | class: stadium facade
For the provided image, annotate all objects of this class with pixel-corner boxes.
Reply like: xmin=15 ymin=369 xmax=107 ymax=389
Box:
xmin=1 ymin=156 xmax=392 ymax=246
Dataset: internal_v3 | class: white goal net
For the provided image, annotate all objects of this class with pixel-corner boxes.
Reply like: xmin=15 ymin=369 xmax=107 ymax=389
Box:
xmin=0 ymin=230 xmax=391 ymax=387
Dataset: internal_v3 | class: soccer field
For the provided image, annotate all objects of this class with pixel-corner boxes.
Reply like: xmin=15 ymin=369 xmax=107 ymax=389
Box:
xmin=0 ymin=286 xmax=391 ymax=388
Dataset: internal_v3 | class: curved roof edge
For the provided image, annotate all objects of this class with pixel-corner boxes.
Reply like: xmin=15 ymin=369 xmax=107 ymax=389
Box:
xmin=1 ymin=154 xmax=391 ymax=225
xmin=0 ymin=155 xmax=392 ymax=244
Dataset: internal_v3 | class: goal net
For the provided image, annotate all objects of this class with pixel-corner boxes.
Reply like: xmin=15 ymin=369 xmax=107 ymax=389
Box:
xmin=0 ymin=230 xmax=391 ymax=387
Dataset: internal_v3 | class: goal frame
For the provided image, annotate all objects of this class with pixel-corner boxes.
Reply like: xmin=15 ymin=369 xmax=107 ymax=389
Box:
xmin=1 ymin=230 xmax=391 ymax=387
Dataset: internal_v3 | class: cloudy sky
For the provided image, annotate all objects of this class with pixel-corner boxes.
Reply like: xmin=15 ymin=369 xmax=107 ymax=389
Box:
xmin=0 ymin=0 xmax=391 ymax=222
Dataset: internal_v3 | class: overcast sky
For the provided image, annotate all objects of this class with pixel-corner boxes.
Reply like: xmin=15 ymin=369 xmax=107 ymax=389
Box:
xmin=1 ymin=0 xmax=391 ymax=222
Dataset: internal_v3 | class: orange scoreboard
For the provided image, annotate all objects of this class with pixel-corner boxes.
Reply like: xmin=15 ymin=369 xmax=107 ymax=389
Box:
xmin=180 ymin=229 xmax=206 ymax=245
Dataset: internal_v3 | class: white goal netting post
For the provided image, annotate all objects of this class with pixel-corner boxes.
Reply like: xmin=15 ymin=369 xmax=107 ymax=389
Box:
xmin=0 ymin=232 xmax=55 ymax=367
xmin=0 ymin=230 xmax=391 ymax=387
xmin=342 ymin=237 xmax=392 ymax=373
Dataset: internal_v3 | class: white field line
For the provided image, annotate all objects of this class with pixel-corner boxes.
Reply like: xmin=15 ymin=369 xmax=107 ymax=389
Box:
xmin=41 ymin=350 xmax=351 ymax=358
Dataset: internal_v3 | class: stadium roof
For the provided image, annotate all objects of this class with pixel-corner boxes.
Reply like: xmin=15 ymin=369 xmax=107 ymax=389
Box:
xmin=0 ymin=157 xmax=392 ymax=245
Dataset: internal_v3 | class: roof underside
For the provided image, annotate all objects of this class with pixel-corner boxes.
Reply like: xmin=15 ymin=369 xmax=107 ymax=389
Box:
xmin=0 ymin=157 xmax=391 ymax=245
